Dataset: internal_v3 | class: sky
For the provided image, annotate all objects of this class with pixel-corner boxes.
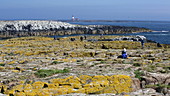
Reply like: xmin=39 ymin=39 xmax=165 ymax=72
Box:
xmin=0 ymin=0 xmax=170 ymax=21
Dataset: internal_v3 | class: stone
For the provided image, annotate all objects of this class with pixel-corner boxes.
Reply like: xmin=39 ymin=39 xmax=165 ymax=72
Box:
xmin=0 ymin=93 xmax=6 ymax=96
xmin=129 ymin=88 xmax=164 ymax=96
xmin=142 ymin=73 xmax=170 ymax=85
xmin=131 ymin=78 xmax=141 ymax=91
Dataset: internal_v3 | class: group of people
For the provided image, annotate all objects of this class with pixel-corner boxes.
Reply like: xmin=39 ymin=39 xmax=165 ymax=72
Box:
xmin=53 ymin=35 xmax=146 ymax=59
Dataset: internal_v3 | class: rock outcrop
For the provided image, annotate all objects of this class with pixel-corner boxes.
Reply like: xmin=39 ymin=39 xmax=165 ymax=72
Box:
xmin=142 ymin=73 xmax=170 ymax=86
xmin=0 ymin=36 xmax=169 ymax=96
xmin=1 ymin=75 xmax=132 ymax=95
xmin=141 ymin=73 xmax=170 ymax=94
xmin=0 ymin=20 xmax=151 ymax=37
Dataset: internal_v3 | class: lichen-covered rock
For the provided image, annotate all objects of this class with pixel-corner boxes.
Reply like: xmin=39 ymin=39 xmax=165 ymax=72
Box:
xmin=1 ymin=75 xmax=132 ymax=95
xmin=0 ymin=36 xmax=169 ymax=96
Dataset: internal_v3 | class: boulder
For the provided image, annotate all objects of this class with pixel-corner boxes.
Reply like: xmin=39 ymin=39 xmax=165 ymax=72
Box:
xmin=142 ymin=73 xmax=170 ymax=85
xmin=129 ymin=88 xmax=164 ymax=96
xmin=0 ymin=93 xmax=6 ymax=96
xmin=132 ymin=78 xmax=141 ymax=91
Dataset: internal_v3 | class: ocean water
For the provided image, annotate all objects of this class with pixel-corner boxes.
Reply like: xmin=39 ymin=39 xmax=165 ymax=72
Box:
xmin=68 ymin=21 xmax=170 ymax=44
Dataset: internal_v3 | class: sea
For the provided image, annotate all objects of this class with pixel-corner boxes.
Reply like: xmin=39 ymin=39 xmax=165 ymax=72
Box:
xmin=67 ymin=21 xmax=170 ymax=44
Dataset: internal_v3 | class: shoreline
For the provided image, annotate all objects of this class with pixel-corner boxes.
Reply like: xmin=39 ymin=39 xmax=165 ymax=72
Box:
xmin=0 ymin=20 xmax=169 ymax=44
xmin=1 ymin=32 xmax=170 ymax=45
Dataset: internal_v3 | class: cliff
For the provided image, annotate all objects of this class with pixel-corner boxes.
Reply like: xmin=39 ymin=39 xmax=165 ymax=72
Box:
xmin=0 ymin=20 xmax=151 ymax=37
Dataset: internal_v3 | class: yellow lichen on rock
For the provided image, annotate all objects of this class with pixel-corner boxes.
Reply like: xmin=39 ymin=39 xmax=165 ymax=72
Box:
xmin=102 ymin=86 xmax=116 ymax=93
xmin=32 ymin=81 xmax=46 ymax=89
xmin=0 ymin=67 xmax=5 ymax=70
xmin=7 ymin=61 xmax=16 ymax=64
xmin=79 ymin=75 xmax=93 ymax=84
xmin=14 ymin=92 xmax=26 ymax=96
xmin=11 ymin=70 xmax=20 ymax=73
xmin=2 ymin=75 xmax=132 ymax=95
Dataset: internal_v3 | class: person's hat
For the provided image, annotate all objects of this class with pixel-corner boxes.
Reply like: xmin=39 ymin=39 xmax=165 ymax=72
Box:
xmin=123 ymin=48 xmax=126 ymax=52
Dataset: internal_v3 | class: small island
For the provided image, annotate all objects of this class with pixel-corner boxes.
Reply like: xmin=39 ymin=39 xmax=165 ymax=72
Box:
xmin=0 ymin=20 xmax=151 ymax=38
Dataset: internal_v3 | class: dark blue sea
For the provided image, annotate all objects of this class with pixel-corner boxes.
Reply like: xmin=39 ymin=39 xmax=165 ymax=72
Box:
xmin=68 ymin=21 xmax=170 ymax=44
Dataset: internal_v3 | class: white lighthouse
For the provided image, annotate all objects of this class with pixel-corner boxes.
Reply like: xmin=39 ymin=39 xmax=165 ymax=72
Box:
xmin=72 ymin=16 xmax=75 ymax=21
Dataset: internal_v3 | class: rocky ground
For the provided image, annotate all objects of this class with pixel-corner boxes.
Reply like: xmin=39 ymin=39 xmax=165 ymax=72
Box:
xmin=0 ymin=35 xmax=169 ymax=96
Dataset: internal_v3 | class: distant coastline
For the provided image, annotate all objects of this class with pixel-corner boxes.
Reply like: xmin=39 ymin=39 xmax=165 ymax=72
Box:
xmin=56 ymin=20 xmax=170 ymax=23
xmin=0 ymin=19 xmax=170 ymax=23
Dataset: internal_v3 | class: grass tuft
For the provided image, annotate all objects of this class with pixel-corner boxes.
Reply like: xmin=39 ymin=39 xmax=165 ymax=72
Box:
xmin=51 ymin=61 xmax=63 ymax=64
xmin=0 ymin=64 xmax=5 ymax=66
xmin=134 ymin=70 xmax=144 ymax=80
xmin=34 ymin=69 xmax=69 ymax=78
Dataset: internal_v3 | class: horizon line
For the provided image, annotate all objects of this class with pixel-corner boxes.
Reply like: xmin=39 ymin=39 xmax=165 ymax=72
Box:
xmin=0 ymin=19 xmax=170 ymax=23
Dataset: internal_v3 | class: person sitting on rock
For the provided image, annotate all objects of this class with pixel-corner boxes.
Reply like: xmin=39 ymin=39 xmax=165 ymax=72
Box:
xmin=122 ymin=48 xmax=127 ymax=59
